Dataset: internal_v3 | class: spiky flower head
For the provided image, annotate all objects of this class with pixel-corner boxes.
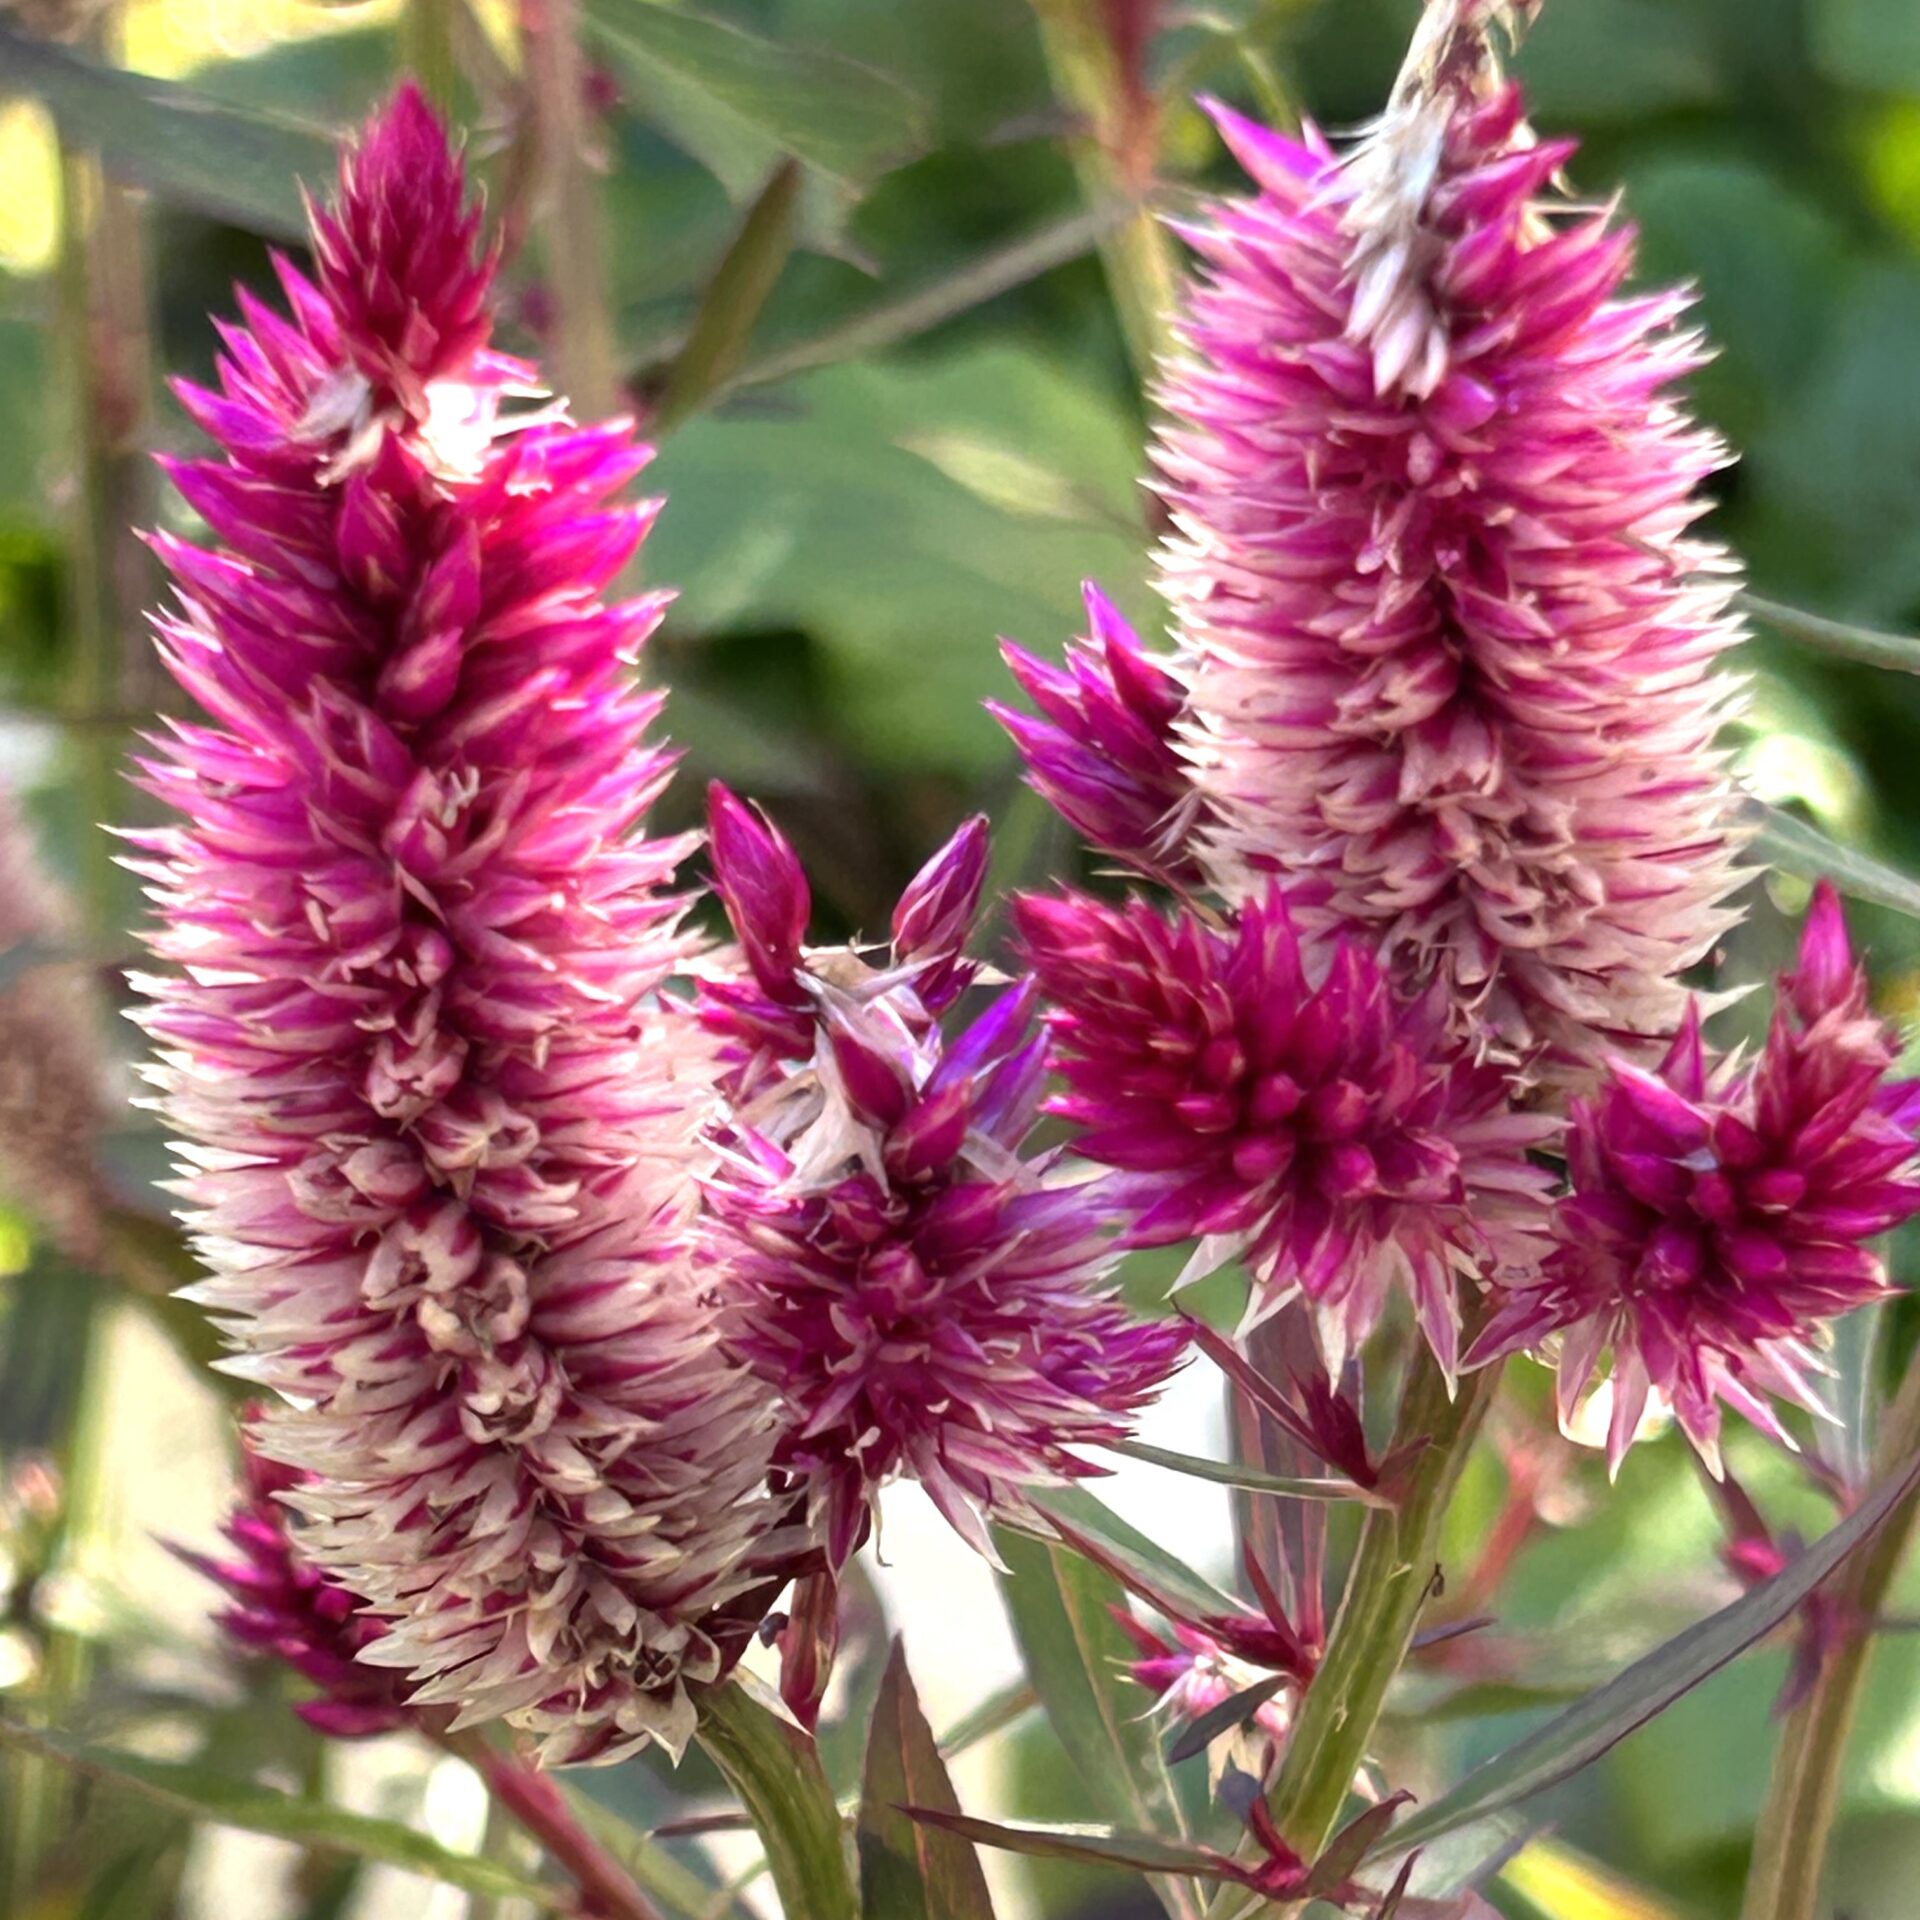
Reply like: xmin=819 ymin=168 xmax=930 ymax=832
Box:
xmin=1018 ymin=885 xmax=1555 ymax=1377
xmin=992 ymin=582 xmax=1200 ymax=886
xmin=131 ymin=85 xmax=784 ymax=1765
xmin=699 ymin=790 xmax=1186 ymax=1564
xmin=1470 ymin=885 xmax=1920 ymax=1473
xmin=1157 ymin=0 xmax=1745 ymax=1070
xmin=175 ymin=1418 xmax=413 ymax=1741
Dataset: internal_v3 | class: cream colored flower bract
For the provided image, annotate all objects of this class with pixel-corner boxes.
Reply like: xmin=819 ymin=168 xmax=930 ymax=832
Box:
xmin=129 ymin=86 xmax=785 ymax=1766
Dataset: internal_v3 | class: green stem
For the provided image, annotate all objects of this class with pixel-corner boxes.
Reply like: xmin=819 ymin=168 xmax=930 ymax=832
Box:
xmin=696 ymin=1684 xmax=858 ymax=1920
xmin=520 ymin=0 xmax=621 ymax=423
xmin=1029 ymin=0 xmax=1180 ymax=384
xmin=1266 ymin=1353 xmax=1500 ymax=1864
xmin=1740 ymin=1361 xmax=1920 ymax=1920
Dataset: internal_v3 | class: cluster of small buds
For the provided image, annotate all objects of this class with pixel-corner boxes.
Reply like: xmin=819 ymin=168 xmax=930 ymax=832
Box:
xmin=1473 ymin=884 xmax=1920 ymax=1473
xmin=698 ymin=785 xmax=1186 ymax=1566
xmin=1017 ymin=884 xmax=1556 ymax=1377
xmin=173 ymin=1418 xmax=414 ymax=1741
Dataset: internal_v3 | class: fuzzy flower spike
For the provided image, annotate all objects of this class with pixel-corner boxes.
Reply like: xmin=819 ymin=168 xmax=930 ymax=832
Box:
xmin=1158 ymin=0 xmax=1747 ymax=1070
xmin=130 ymin=86 xmax=782 ymax=1765
xmin=1472 ymin=884 xmax=1920 ymax=1474
xmin=698 ymin=788 xmax=1186 ymax=1565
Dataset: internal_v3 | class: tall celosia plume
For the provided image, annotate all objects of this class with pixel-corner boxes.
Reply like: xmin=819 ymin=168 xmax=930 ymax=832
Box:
xmin=1017 ymin=885 xmax=1555 ymax=1376
xmin=129 ymin=86 xmax=783 ymax=1764
xmin=1472 ymin=884 xmax=1920 ymax=1474
xmin=1156 ymin=0 xmax=1747 ymax=1069
xmin=698 ymin=787 xmax=1186 ymax=1564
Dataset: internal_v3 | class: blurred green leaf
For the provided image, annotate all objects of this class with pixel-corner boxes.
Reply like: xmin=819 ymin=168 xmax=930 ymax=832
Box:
xmin=556 ymin=1785 xmax=750 ymax=1920
xmin=1103 ymin=1438 xmax=1380 ymax=1506
xmin=1376 ymin=1445 xmax=1920 ymax=1859
xmin=857 ymin=1639 xmax=998 ymax=1920
xmin=0 ymin=27 xmax=329 ymax=240
xmin=1513 ymin=0 xmax=1722 ymax=121
xmin=647 ymin=342 xmax=1153 ymax=778
xmin=581 ymin=0 xmax=928 ymax=196
xmin=1025 ymin=1486 xmax=1245 ymax=1628
xmin=1748 ymin=801 xmax=1920 ymax=919
xmin=938 ymin=1681 xmax=1038 ymax=1759
xmin=0 ymin=1720 xmax=567 ymax=1906
xmin=993 ymin=1527 xmax=1198 ymax=1918
xmin=899 ymin=1811 xmax=1229 ymax=1882
xmin=1811 ymin=0 xmax=1920 ymax=92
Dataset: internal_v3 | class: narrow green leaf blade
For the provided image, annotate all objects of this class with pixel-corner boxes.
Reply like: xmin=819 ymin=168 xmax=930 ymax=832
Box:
xmin=1104 ymin=1438 xmax=1382 ymax=1506
xmin=1378 ymin=1447 xmax=1920 ymax=1858
xmin=0 ymin=1719 xmax=564 ymax=1906
xmin=857 ymin=1639 xmax=997 ymax=1920
xmin=1026 ymin=1486 xmax=1245 ymax=1628
xmin=900 ymin=1811 xmax=1231 ymax=1883
xmin=993 ymin=1527 xmax=1198 ymax=1919
xmin=0 ymin=26 xmax=328 ymax=239
xmin=580 ymin=0 xmax=926 ymax=192
xmin=1744 ymin=592 xmax=1920 ymax=676
xmin=1745 ymin=801 xmax=1920 ymax=920
xmin=937 ymin=1681 xmax=1037 ymax=1760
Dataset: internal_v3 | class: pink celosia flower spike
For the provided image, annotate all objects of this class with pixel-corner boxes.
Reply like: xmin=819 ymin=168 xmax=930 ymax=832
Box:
xmin=698 ymin=791 xmax=1186 ymax=1565
xmin=129 ymin=85 xmax=784 ymax=1764
xmin=1157 ymin=0 xmax=1747 ymax=1070
xmin=1470 ymin=884 xmax=1920 ymax=1475
xmin=1017 ymin=885 xmax=1556 ymax=1376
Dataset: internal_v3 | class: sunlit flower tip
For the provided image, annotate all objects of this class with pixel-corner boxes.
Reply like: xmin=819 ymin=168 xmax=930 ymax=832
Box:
xmin=133 ymin=85 xmax=785 ymax=1766
xmin=309 ymin=79 xmax=496 ymax=419
xmin=1157 ymin=0 xmax=1747 ymax=1069
xmin=1469 ymin=883 xmax=1920 ymax=1475
xmin=173 ymin=1421 xmax=411 ymax=1741
xmin=699 ymin=818 xmax=1185 ymax=1565
xmin=1016 ymin=884 xmax=1556 ymax=1378
xmin=990 ymin=582 xmax=1201 ymax=882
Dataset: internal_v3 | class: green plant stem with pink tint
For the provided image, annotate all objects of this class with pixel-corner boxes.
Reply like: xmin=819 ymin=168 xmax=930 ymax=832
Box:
xmin=1741 ymin=1358 xmax=1920 ymax=1920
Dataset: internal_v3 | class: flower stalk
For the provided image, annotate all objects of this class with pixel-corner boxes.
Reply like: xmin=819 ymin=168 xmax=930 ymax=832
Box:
xmin=1740 ymin=1356 xmax=1920 ymax=1920
xmin=695 ymin=1685 xmax=859 ymax=1920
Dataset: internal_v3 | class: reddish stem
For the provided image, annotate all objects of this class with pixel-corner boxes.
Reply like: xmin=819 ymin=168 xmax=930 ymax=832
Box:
xmin=453 ymin=1737 xmax=665 ymax=1920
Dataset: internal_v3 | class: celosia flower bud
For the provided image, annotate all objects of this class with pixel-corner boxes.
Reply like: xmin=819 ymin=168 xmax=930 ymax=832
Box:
xmin=1157 ymin=0 xmax=1745 ymax=1069
xmin=1470 ymin=884 xmax=1920 ymax=1474
xmin=699 ymin=814 xmax=1185 ymax=1564
xmin=132 ymin=86 xmax=784 ymax=1765
xmin=174 ymin=1419 xmax=413 ymax=1741
xmin=1114 ymin=1612 xmax=1298 ymax=1782
xmin=1017 ymin=885 xmax=1555 ymax=1377
xmin=707 ymin=782 xmax=812 ymax=1004
xmin=992 ymin=583 xmax=1200 ymax=884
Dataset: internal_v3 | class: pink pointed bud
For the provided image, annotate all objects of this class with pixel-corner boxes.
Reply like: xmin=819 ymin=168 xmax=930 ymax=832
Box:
xmin=992 ymin=583 xmax=1199 ymax=881
xmin=708 ymin=783 xmax=812 ymax=1002
xmin=891 ymin=815 xmax=989 ymax=1012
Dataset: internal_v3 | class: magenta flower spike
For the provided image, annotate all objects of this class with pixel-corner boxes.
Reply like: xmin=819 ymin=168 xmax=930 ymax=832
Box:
xmin=129 ymin=86 xmax=783 ymax=1764
xmin=1156 ymin=0 xmax=1746 ymax=1069
xmin=991 ymin=582 xmax=1201 ymax=885
xmin=1017 ymin=885 xmax=1556 ymax=1377
xmin=700 ymin=792 xmax=1186 ymax=1564
xmin=173 ymin=1417 xmax=414 ymax=1741
xmin=1471 ymin=884 xmax=1920 ymax=1474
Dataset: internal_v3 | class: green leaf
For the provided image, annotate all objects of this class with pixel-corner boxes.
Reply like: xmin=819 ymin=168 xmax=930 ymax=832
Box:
xmin=993 ymin=1527 xmax=1198 ymax=1919
xmin=1745 ymin=801 xmax=1920 ymax=920
xmin=580 ymin=0 xmax=927 ymax=196
xmin=1164 ymin=1675 xmax=1289 ymax=1768
xmin=937 ymin=1681 xmax=1037 ymax=1760
xmin=557 ymin=1785 xmax=751 ymax=1920
xmin=646 ymin=343 xmax=1155 ymax=779
xmin=1811 ymin=0 xmax=1920 ymax=92
xmin=1103 ymin=1438 xmax=1382 ymax=1507
xmin=0 ymin=26 xmax=329 ymax=240
xmin=0 ymin=1719 xmax=565 ymax=1906
xmin=857 ymin=1640 xmax=998 ymax=1920
xmin=1025 ymin=1486 xmax=1245 ymax=1629
xmin=1375 ymin=1447 xmax=1920 ymax=1860
xmin=1744 ymin=592 xmax=1920 ymax=677
xmin=899 ymin=1811 xmax=1231 ymax=1883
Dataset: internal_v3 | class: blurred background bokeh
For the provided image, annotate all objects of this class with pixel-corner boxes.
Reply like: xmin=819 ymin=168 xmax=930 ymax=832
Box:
xmin=2 ymin=0 xmax=1920 ymax=1915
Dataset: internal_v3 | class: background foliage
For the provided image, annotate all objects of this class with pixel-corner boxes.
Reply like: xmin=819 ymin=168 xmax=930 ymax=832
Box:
xmin=2 ymin=0 xmax=1920 ymax=1915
